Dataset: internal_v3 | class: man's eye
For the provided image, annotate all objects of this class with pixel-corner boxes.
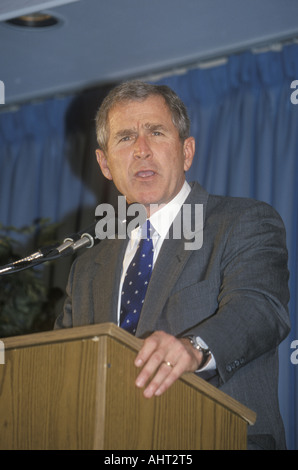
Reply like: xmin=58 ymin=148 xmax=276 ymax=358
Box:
xmin=152 ymin=131 xmax=162 ymax=136
xmin=119 ymin=136 xmax=131 ymax=142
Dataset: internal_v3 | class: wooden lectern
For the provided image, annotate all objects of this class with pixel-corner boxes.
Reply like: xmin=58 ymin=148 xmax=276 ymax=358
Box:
xmin=0 ymin=323 xmax=256 ymax=450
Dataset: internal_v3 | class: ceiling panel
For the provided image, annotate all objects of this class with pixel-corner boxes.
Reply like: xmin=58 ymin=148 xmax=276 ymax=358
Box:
xmin=0 ymin=0 xmax=79 ymax=21
xmin=0 ymin=0 xmax=298 ymax=106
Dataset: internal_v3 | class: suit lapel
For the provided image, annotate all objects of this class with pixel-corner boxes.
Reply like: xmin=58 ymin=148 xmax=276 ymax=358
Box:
xmin=89 ymin=182 xmax=209 ymax=334
xmin=136 ymin=181 xmax=209 ymax=337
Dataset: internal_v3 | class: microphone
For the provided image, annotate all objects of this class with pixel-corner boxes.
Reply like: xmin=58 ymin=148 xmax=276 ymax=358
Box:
xmin=68 ymin=232 xmax=95 ymax=252
xmin=0 ymin=221 xmax=98 ymax=275
xmin=54 ymin=223 xmax=97 ymax=256
xmin=1 ymin=242 xmax=60 ymax=266
xmin=53 ymin=222 xmax=97 ymax=256
xmin=0 ymin=208 xmax=134 ymax=276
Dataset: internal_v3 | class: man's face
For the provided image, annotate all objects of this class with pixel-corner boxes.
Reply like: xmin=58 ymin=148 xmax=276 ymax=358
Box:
xmin=96 ymin=95 xmax=195 ymax=214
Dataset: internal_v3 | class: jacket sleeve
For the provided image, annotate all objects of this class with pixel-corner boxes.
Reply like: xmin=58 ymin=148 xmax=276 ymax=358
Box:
xmin=186 ymin=201 xmax=290 ymax=384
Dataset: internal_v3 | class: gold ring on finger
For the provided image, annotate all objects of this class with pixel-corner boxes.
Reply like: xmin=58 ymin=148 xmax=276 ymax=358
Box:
xmin=164 ymin=361 xmax=174 ymax=368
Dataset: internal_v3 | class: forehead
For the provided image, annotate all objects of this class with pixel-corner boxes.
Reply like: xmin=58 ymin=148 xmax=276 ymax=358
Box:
xmin=107 ymin=95 xmax=174 ymax=131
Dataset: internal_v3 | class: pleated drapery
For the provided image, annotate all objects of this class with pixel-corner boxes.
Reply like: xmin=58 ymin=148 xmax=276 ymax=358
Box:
xmin=0 ymin=44 xmax=297 ymax=448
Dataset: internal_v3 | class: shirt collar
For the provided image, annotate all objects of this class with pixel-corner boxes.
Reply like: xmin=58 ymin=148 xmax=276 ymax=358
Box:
xmin=149 ymin=180 xmax=191 ymax=239
xmin=129 ymin=180 xmax=191 ymax=241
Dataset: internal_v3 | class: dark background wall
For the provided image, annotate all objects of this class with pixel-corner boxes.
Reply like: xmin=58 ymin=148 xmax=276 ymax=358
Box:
xmin=0 ymin=0 xmax=297 ymax=450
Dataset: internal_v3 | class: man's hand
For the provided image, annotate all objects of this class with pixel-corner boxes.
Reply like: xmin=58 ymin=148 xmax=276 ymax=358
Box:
xmin=134 ymin=331 xmax=204 ymax=398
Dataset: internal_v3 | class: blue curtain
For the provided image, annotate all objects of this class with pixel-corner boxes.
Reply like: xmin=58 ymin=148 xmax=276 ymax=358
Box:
xmin=154 ymin=44 xmax=298 ymax=450
xmin=0 ymin=88 xmax=115 ymax=234
xmin=0 ymin=86 xmax=117 ymax=297
xmin=0 ymin=44 xmax=297 ymax=448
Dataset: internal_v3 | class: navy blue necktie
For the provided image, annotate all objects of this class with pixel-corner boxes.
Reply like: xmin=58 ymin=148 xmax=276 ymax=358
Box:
xmin=120 ymin=220 xmax=154 ymax=335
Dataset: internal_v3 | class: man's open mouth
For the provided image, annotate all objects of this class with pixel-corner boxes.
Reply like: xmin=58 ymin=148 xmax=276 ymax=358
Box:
xmin=135 ymin=170 xmax=156 ymax=178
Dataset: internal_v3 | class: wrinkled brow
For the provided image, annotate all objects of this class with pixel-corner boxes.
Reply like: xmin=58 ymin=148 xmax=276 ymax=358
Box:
xmin=113 ymin=123 xmax=168 ymax=140
xmin=113 ymin=129 xmax=137 ymax=140
xmin=144 ymin=123 xmax=168 ymax=132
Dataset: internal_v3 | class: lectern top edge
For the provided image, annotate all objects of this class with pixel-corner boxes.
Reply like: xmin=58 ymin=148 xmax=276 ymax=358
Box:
xmin=1 ymin=322 xmax=139 ymax=350
xmin=1 ymin=322 xmax=256 ymax=426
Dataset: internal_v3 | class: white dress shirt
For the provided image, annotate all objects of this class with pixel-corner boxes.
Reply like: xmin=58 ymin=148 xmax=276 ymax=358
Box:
xmin=117 ymin=180 xmax=215 ymax=372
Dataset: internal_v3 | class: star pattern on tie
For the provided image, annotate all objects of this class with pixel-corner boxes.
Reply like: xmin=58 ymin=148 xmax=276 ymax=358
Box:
xmin=120 ymin=220 xmax=154 ymax=335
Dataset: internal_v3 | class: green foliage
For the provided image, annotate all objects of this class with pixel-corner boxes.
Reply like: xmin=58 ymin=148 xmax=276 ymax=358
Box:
xmin=0 ymin=220 xmax=63 ymax=338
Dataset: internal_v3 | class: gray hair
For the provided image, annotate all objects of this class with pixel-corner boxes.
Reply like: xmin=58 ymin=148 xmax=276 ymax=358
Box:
xmin=95 ymin=80 xmax=191 ymax=153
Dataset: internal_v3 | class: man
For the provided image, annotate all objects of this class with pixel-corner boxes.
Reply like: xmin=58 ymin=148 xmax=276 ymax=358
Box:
xmin=55 ymin=81 xmax=290 ymax=449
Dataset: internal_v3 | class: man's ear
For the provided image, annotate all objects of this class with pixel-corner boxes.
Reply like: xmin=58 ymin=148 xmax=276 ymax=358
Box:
xmin=183 ymin=137 xmax=195 ymax=172
xmin=95 ymin=149 xmax=113 ymax=181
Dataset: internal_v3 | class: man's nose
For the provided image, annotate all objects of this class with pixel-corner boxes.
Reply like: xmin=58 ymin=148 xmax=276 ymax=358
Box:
xmin=133 ymin=135 xmax=152 ymax=159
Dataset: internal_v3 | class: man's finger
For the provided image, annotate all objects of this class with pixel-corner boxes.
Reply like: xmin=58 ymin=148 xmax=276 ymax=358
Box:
xmin=142 ymin=361 xmax=177 ymax=398
xmin=135 ymin=347 xmax=169 ymax=389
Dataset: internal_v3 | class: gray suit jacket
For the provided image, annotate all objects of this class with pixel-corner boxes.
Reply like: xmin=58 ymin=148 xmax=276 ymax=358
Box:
xmin=55 ymin=182 xmax=290 ymax=449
